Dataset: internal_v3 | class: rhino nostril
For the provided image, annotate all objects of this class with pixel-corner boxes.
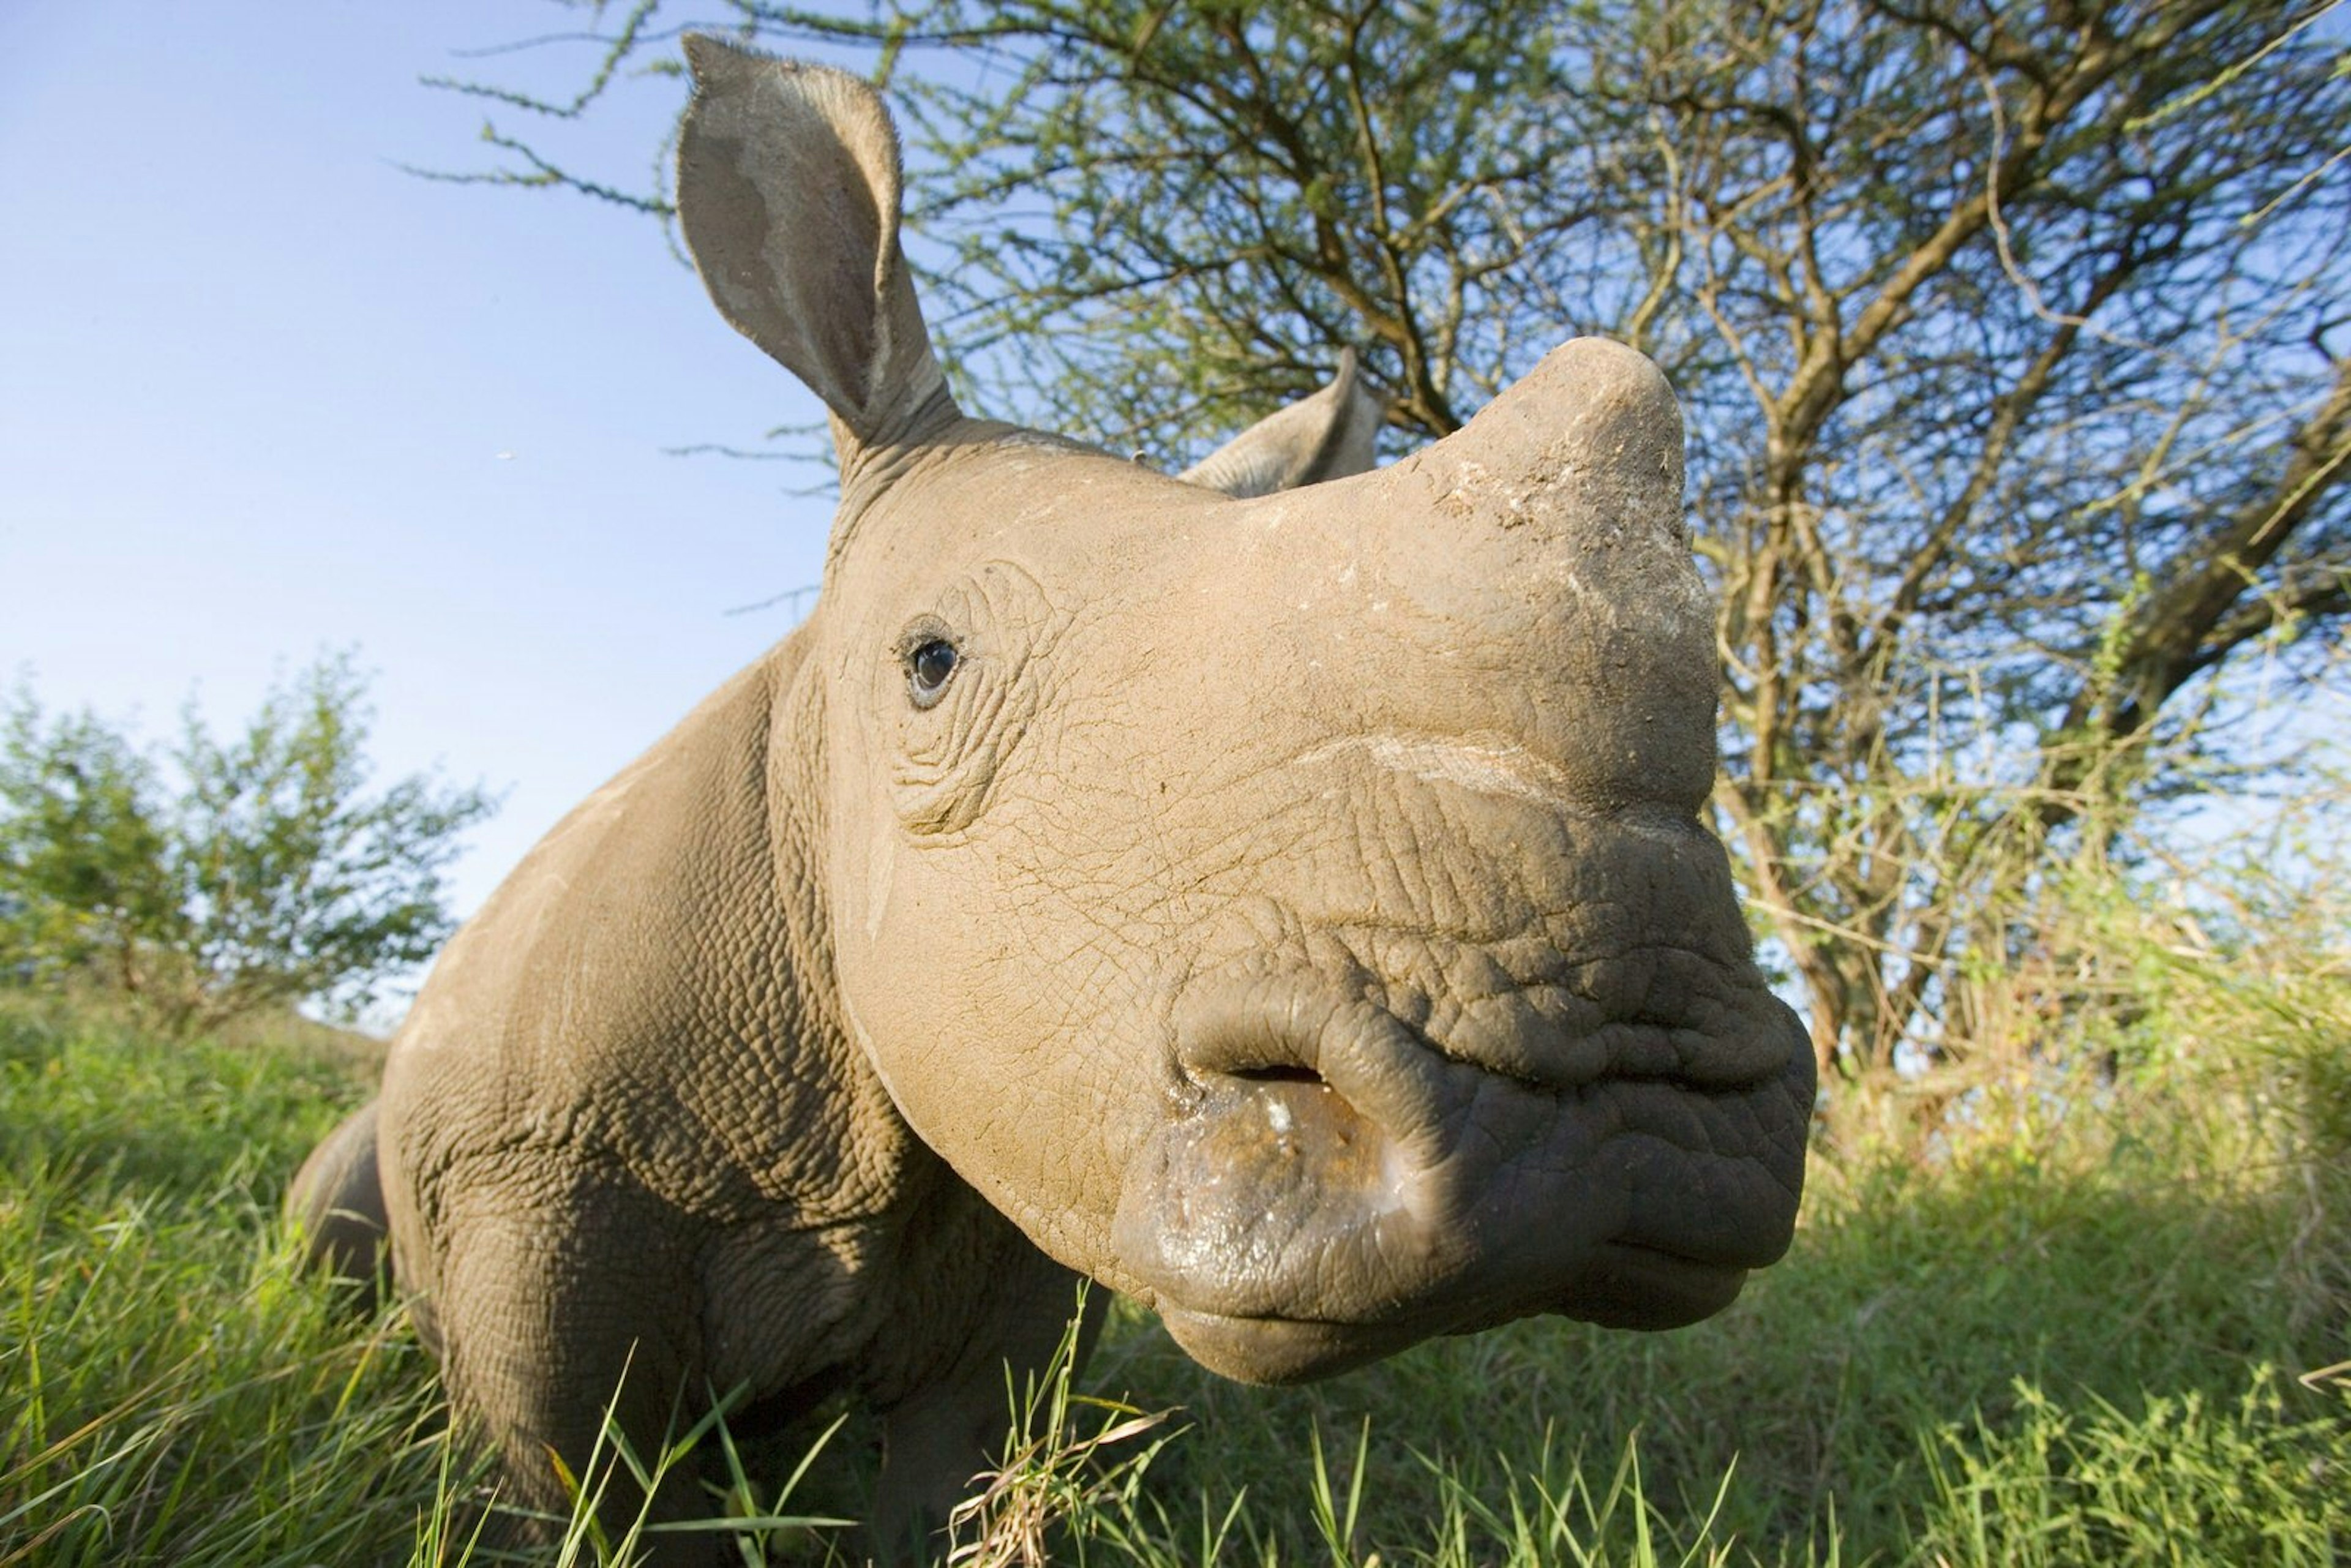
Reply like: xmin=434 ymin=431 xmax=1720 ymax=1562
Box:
xmin=1231 ymin=1063 xmax=1325 ymax=1087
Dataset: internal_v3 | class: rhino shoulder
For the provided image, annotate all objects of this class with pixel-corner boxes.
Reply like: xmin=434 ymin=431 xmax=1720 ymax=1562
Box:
xmin=380 ymin=629 xmax=903 ymax=1234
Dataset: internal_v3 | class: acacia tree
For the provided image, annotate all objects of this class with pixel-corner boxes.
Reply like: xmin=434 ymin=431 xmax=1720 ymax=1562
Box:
xmin=441 ymin=0 xmax=2350 ymax=1078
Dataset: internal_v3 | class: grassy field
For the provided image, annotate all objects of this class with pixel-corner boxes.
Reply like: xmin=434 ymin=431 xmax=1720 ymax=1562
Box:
xmin=2 ymin=887 xmax=2345 ymax=1566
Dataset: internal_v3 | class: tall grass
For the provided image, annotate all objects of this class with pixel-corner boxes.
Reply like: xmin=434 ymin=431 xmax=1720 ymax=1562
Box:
xmin=2 ymin=839 xmax=2345 ymax=1566
xmin=0 ymin=995 xmax=459 ymax=1566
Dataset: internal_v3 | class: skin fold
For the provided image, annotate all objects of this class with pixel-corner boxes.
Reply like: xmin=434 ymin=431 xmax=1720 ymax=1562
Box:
xmin=287 ymin=36 xmax=1813 ymax=1564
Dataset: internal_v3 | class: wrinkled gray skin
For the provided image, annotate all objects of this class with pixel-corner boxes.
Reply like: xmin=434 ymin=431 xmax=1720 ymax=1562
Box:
xmin=287 ymin=37 xmax=1812 ymax=1564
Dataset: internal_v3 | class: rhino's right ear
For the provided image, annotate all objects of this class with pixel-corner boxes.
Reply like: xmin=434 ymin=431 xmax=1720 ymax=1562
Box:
xmin=1177 ymin=350 xmax=1386 ymax=498
xmin=677 ymin=36 xmax=951 ymax=448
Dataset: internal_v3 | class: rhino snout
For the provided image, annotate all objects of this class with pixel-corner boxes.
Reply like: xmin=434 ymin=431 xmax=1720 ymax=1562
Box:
xmin=1109 ymin=964 xmax=1809 ymax=1384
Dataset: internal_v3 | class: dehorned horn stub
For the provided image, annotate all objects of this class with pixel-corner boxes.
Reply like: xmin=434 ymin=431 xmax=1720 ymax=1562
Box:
xmin=1412 ymin=337 xmax=1687 ymax=549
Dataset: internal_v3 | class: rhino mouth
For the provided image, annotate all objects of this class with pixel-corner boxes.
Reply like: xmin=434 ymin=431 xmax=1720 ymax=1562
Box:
xmin=1109 ymin=969 xmax=1809 ymax=1383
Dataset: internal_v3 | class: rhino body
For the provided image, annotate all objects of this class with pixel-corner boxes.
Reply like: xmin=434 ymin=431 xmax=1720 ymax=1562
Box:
xmin=290 ymin=36 xmax=1812 ymax=1561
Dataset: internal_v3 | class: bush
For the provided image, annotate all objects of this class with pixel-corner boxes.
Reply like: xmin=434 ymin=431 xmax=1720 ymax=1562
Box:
xmin=0 ymin=655 xmax=494 ymax=1033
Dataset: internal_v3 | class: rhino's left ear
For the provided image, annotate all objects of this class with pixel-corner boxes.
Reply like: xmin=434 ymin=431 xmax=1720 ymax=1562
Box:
xmin=1177 ymin=350 xmax=1386 ymax=498
xmin=676 ymin=36 xmax=951 ymax=450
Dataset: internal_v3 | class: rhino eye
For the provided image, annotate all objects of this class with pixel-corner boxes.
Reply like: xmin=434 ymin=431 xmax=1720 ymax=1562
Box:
xmin=907 ymin=637 xmax=959 ymax=708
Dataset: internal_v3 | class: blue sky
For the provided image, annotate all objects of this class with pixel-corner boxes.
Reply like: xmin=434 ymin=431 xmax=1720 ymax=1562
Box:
xmin=6 ymin=3 xmax=2343 ymax=1034
xmin=2 ymin=4 xmax=873 ymax=934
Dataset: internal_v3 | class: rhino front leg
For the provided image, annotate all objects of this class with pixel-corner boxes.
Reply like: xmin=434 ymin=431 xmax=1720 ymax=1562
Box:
xmin=871 ymin=1249 xmax=1106 ymax=1563
xmin=285 ymin=1099 xmax=388 ymax=1301
xmin=432 ymin=1173 xmax=723 ymax=1567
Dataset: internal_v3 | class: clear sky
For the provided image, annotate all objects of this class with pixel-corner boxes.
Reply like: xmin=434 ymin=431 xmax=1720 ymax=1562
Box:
xmin=1 ymin=4 xmax=876 ymax=943
xmin=6 ymin=3 xmax=2342 ymax=1035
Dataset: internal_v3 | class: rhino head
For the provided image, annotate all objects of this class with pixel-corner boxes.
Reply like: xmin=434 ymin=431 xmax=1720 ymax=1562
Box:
xmin=677 ymin=39 xmax=1811 ymax=1384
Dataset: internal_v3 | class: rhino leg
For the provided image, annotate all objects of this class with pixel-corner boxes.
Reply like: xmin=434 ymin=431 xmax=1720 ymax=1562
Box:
xmin=422 ymin=1172 xmax=724 ymax=1564
xmin=285 ymin=1100 xmax=388 ymax=1302
xmin=871 ymin=1250 xmax=1106 ymax=1562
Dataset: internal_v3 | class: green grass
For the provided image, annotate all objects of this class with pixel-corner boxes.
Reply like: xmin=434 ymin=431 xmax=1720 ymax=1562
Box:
xmin=0 ymin=995 xmax=465 ymax=1566
xmin=1060 ymin=1079 xmax=2347 ymax=1567
xmin=2 ymin=937 xmax=2344 ymax=1567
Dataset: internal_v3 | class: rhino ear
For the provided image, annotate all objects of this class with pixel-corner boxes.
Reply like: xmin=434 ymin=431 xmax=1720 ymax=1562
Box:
xmin=676 ymin=36 xmax=951 ymax=448
xmin=1177 ymin=350 xmax=1385 ymax=498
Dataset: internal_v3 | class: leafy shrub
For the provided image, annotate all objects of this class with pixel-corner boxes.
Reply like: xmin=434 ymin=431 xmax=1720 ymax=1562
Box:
xmin=0 ymin=655 xmax=493 ymax=1033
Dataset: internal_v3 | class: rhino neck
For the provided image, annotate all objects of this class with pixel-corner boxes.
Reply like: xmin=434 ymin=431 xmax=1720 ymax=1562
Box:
xmin=825 ymin=410 xmax=1122 ymax=576
xmin=749 ymin=621 xmax=1062 ymax=1391
xmin=743 ymin=621 xmax=939 ymax=1218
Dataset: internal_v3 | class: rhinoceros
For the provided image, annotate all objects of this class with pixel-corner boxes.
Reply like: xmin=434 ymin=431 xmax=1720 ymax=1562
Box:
xmin=287 ymin=34 xmax=1812 ymax=1562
